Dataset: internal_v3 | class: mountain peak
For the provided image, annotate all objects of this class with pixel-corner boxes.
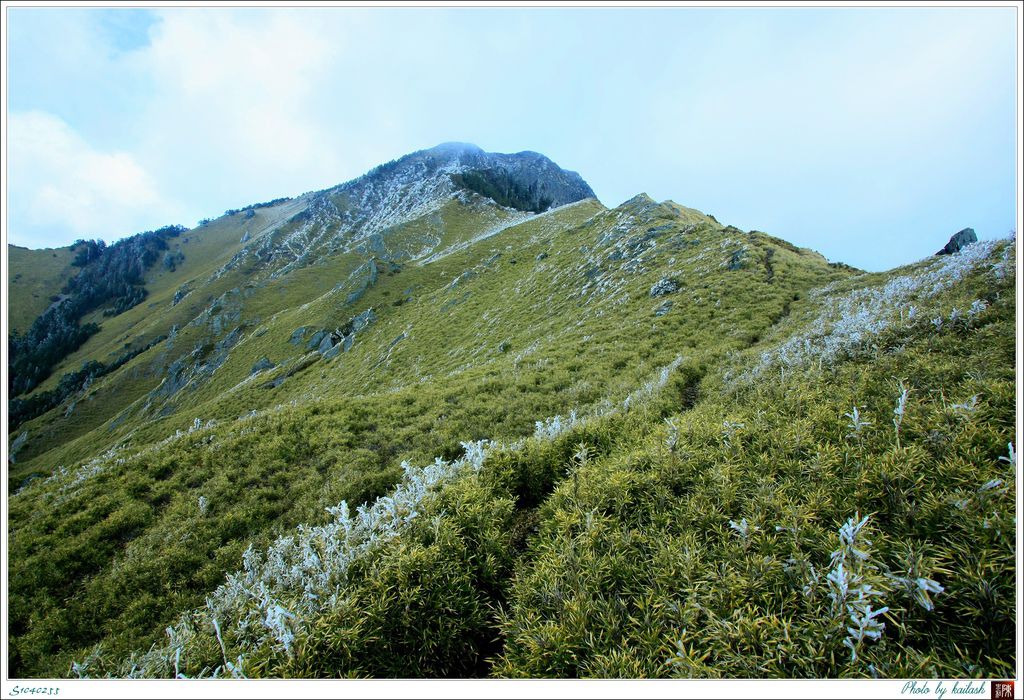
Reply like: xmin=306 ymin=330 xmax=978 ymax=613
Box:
xmin=425 ymin=141 xmax=485 ymax=156
xmin=201 ymin=144 xmax=598 ymax=283
xmin=335 ymin=143 xmax=596 ymax=219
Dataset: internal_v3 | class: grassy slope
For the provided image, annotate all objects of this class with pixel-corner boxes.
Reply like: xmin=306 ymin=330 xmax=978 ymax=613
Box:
xmin=29 ymin=200 xmax=306 ymax=391
xmin=5 ymin=189 xmax=1015 ymax=679
xmin=7 ymin=244 xmax=78 ymax=335
xmin=7 ymin=200 xmax=305 ymax=471
xmin=495 ymin=250 xmax=1016 ymax=678
xmin=7 ymin=197 xmax=529 ymax=478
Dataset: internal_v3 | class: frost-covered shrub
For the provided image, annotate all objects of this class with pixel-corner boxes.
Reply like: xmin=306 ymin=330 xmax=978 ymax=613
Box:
xmin=110 ymin=440 xmax=492 ymax=677
xmin=844 ymin=406 xmax=871 ymax=441
xmin=892 ymin=381 xmax=909 ymax=448
xmin=825 ymin=514 xmax=888 ymax=662
xmin=534 ymin=411 xmax=580 ymax=440
xmin=664 ymin=417 xmax=680 ymax=452
xmin=749 ymin=237 xmax=1013 ymax=377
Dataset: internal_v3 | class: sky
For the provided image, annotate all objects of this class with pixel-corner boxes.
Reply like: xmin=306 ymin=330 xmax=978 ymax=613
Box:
xmin=4 ymin=5 xmax=1018 ymax=271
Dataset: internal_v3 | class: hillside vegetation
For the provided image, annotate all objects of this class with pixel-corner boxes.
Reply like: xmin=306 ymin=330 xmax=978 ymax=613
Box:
xmin=5 ymin=145 xmax=1016 ymax=679
xmin=7 ymin=244 xmax=78 ymax=335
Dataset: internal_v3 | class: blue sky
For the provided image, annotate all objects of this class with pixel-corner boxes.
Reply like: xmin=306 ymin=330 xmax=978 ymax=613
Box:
xmin=5 ymin=6 xmax=1018 ymax=270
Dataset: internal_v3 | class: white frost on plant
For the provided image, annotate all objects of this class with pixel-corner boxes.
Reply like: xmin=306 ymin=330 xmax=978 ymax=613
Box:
xmin=844 ymin=406 xmax=871 ymax=441
xmin=998 ymin=442 xmax=1016 ymax=468
xmin=949 ymin=395 xmax=979 ymax=417
xmin=622 ymin=355 xmax=683 ymax=411
xmin=664 ymin=417 xmax=680 ymax=452
xmin=805 ymin=514 xmax=891 ymax=663
xmin=534 ymin=411 xmax=580 ymax=440
xmin=892 ymin=381 xmax=909 ymax=446
xmin=728 ymin=518 xmax=757 ymax=540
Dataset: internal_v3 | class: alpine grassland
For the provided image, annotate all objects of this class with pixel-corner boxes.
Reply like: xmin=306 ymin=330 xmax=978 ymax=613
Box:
xmin=6 ymin=144 xmax=1017 ymax=679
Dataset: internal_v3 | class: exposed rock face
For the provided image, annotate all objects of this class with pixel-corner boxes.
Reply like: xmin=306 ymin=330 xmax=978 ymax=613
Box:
xmin=309 ymin=308 xmax=379 ymax=360
xmin=936 ymin=228 xmax=977 ymax=256
xmin=443 ymin=143 xmax=596 ymax=213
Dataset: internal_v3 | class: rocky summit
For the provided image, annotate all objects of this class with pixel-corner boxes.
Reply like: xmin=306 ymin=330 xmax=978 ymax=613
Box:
xmin=936 ymin=227 xmax=978 ymax=255
xmin=5 ymin=144 xmax=1016 ymax=680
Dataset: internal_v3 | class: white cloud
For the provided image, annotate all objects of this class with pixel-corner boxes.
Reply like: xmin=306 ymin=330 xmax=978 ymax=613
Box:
xmin=7 ymin=111 xmax=176 ymax=247
xmin=5 ymin=7 xmax=1014 ymax=269
xmin=135 ymin=9 xmax=349 ymax=209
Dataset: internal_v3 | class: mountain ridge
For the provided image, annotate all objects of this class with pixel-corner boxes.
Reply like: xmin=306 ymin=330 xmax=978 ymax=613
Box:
xmin=5 ymin=143 xmax=1016 ymax=680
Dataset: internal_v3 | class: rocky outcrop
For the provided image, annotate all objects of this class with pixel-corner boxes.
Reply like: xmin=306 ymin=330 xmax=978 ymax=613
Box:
xmin=350 ymin=308 xmax=377 ymax=333
xmin=727 ymin=248 xmax=747 ymax=271
xmin=317 ymin=334 xmax=336 ymax=354
xmin=308 ymin=308 xmax=379 ymax=360
xmin=172 ymin=285 xmax=191 ymax=306
xmin=345 ymin=259 xmax=380 ymax=306
xmin=208 ymin=142 xmax=596 ymax=283
xmin=250 ymin=357 xmax=275 ymax=375
xmin=9 ymin=431 xmax=28 ymax=464
xmin=936 ymin=228 xmax=977 ymax=255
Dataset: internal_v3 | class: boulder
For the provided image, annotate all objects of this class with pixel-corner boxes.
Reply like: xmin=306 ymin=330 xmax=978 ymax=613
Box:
xmin=318 ymin=334 xmax=337 ymax=354
xmin=649 ymin=277 xmax=681 ymax=297
xmin=936 ymin=227 xmax=977 ymax=255
xmin=289 ymin=327 xmax=308 ymax=345
xmin=654 ymin=300 xmax=674 ymax=316
xmin=307 ymin=330 xmax=327 ymax=350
